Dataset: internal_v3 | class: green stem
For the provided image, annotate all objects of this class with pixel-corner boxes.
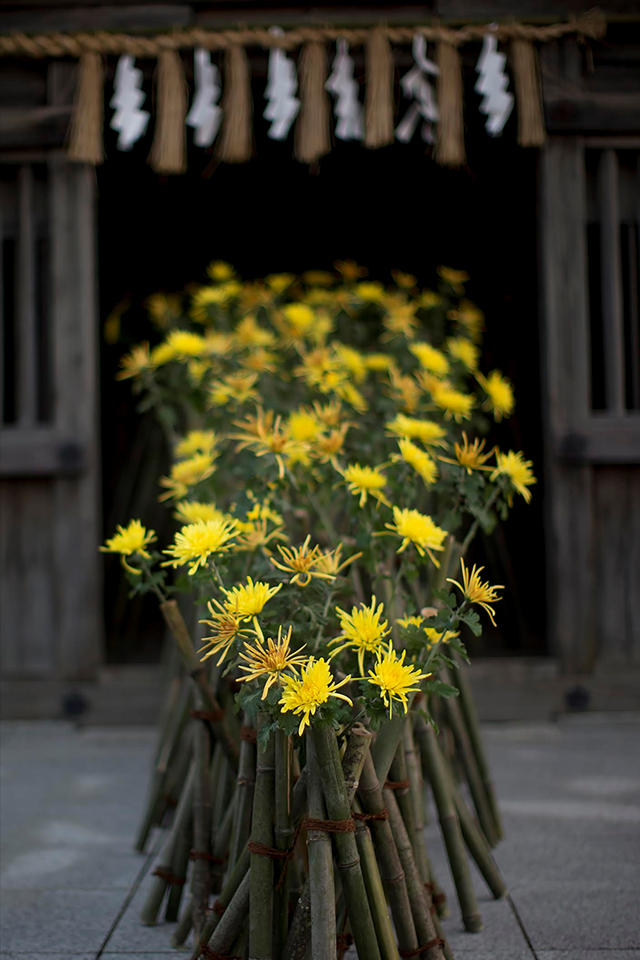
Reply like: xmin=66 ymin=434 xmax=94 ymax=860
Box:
xmin=306 ymin=733 xmax=337 ymax=960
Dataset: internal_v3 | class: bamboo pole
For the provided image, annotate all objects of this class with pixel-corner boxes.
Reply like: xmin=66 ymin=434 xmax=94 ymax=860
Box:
xmin=191 ymin=707 xmax=212 ymax=937
xmin=134 ymin=676 xmax=192 ymax=852
xmin=444 ymin=766 xmax=507 ymax=899
xmin=274 ymin=729 xmax=294 ymax=957
xmin=354 ymin=813 xmax=400 ymax=960
xmin=165 ymin=796 xmax=193 ymax=921
xmin=313 ymin=726 xmax=382 ymax=960
xmin=357 ymin=752 xmax=420 ymax=956
xmin=453 ymin=657 xmax=504 ymax=840
xmin=228 ymin=716 xmax=256 ymax=871
xmin=440 ymin=680 xmax=497 ymax=847
xmin=414 ymin=715 xmax=483 ymax=932
xmin=384 ymin=788 xmax=447 ymax=960
xmin=249 ymin=712 xmax=276 ymax=960
xmin=161 ymin=599 xmax=239 ymax=768
xmin=140 ymin=761 xmax=195 ymax=925
xmin=307 ymin=733 xmax=337 ymax=960
xmin=283 ymin=724 xmax=373 ymax=960
xmin=186 ymin=845 xmax=250 ymax=956
xmin=404 ymin=722 xmax=448 ymax=920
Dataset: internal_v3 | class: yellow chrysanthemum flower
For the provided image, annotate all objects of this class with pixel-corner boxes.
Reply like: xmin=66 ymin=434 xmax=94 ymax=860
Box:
xmin=366 ymin=643 xmax=431 ymax=717
xmin=165 ymin=330 xmax=207 ymax=358
xmin=447 ymin=558 xmax=504 ymax=626
xmin=190 ymin=286 xmax=233 ymax=321
xmin=270 ymin=535 xmax=334 ymax=587
xmin=173 ymin=501 xmax=225 ymax=525
xmin=234 ymin=509 xmax=288 ymax=552
xmin=315 ymin=544 xmax=363 ymax=578
xmin=240 ymin=347 xmax=280 ymax=374
xmin=311 ymin=399 xmax=345 ymax=428
xmin=335 ymin=344 xmax=367 ymax=383
xmin=382 ymin=303 xmax=419 ymax=341
xmin=200 ymin=605 xmax=250 ymax=664
xmin=162 ymin=517 xmax=238 ymax=575
xmin=230 ymin=408 xmax=299 ymax=480
xmin=208 ymin=372 xmax=260 ymax=409
xmin=431 ymin=384 xmax=474 ymax=421
xmin=409 ymin=342 xmax=450 ymax=377
xmin=385 ymin=507 xmax=447 ymax=565
xmin=491 ymin=450 xmax=536 ymax=504
xmin=335 ymin=380 xmax=368 ymax=414
xmin=234 ymin=314 xmax=276 ymax=349
xmin=277 ymin=302 xmax=316 ymax=339
xmin=341 ymin=463 xmax=389 ymax=508
xmin=477 ymin=370 xmax=515 ymax=422
xmin=288 ymin=409 xmax=321 ymax=443
xmin=329 ymin=596 xmax=391 ymax=675
xmin=207 ymin=260 xmax=236 ymax=282
xmin=238 ymin=622 xmax=307 ymax=699
xmin=366 ymin=353 xmax=395 ymax=372
xmin=439 ymin=432 xmax=493 ymax=474
xmin=355 ymin=281 xmax=385 ymax=302
xmin=386 ymin=414 xmax=448 ymax=447
xmin=266 ymin=273 xmax=296 ymax=293
xmin=280 ymin=657 xmax=353 ymax=736
xmin=175 ymin=430 xmax=217 ymax=460
xmin=448 ymin=300 xmax=485 ymax=342
xmin=311 ymin=424 xmax=349 ymax=467
xmin=100 ymin=520 xmax=156 ymax=574
xmin=150 ymin=342 xmax=177 ymax=366
xmin=423 ymin=626 xmax=459 ymax=648
xmin=391 ymin=269 xmax=417 ymax=288
xmin=334 ymin=259 xmax=367 ymax=280
xmin=145 ymin=293 xmax=182 ymax=328
xmin=397 ymin=613 xmax=425 ymax=630
xmin=447 ymin=337 xmax=480 ymax=371
xmin=116 ymin=343 xmax=153 ymax=380
xmin=392 ymin=439 xmax=438 ymax=485
xmin=437 ymin=265 xmax=469 ymax=292
xmin=420 ymin=290 xmax=443 ymax=308
xmin=159 ymin=452 xmax=217 ymax=500
xmin=303 ymin=270 xmax=334 ymax=286
xmin=221 ymin=577 xmax=282 ymax=619
xmin=386 ymin=370 xmax=422 ymax=414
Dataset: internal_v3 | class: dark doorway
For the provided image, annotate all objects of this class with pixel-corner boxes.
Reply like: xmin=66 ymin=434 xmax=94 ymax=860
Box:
xmin=98 ymin=46 xmax=545 ymax=662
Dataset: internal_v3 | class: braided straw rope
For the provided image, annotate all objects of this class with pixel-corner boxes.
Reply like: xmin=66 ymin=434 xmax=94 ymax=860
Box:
xmin=0 ymin=11 xmax=606 ymax=59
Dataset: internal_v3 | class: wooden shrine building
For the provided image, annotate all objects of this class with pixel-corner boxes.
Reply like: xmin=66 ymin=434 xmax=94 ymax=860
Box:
xmin=0 ymin=0 xmax=639 ymax=720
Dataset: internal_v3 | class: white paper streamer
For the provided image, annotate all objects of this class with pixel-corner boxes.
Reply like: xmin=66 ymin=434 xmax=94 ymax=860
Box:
xmin=186 ymin=48 xmax=222 ymax=147
xmin=325 ymin=39 xmax=363 ymax=141
xmin=395 ymin=35 xmax=439 ymax=144
xmin=475 ymin=33 xmax=514 ymax=136
xmin=110 ymin=55 xmax=150 ymax=151
xmin=263 ymin=27 xmax=299 ymax=140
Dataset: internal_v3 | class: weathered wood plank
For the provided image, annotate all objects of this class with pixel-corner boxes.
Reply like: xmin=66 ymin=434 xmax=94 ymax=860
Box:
xmin=17 ymin=164 xmax=36 ymax=426
xmin=594 ymin=467 xmax=640 ymax=663
xmin=0 ymin=4 xmax=193 ymax=34
xmin=541 ymin=136 xmax=595 ymax=671
xmin=0 ymin=481 xmax=22 ymax=672
xmin=20 ymin=477 xmax=56 ymax=673
xmin=598 ymin=150 xmax=626 ymax=414
xmin=555 ymin=416 xmax=640 ymax=464
xmin=0 ymin=107 xmax=71 ymax=151
xmin=49 ymin=154 xmax=102 ymax=680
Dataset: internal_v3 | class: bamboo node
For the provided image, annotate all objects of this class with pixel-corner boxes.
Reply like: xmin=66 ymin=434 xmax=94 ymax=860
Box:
xmin=240 ymin=724 xmax=257 ymax=743
xmin=400 ymin=939 xmax=446 ymax=958
xmin=152 ymin=866 xmax=185 ymax=885
xmin=190 ymin=708 xmax=225 ymax=722
xmin=383 ymin=779 xmax=410 ymax=791
xmin=189 ymin=849 xmax=226 ymax=863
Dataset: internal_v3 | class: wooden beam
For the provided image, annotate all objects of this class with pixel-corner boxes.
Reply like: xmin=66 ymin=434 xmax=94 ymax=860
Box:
xmin=0 ymin=4 xmax=193 ymax=35
xmin=545 ymin=95 xmax=640 ymax=133
xmin=0 ymin=107 xmax=71 ymax=151
xmin=556 ymin=416 xmax=640 ymax=464
xmin=0 ymin=429 xmax=86 ymax=476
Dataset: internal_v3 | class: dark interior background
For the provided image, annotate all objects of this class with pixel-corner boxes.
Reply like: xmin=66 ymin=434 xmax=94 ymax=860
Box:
xmin=98 ymin=44 xmax=545 ymax=663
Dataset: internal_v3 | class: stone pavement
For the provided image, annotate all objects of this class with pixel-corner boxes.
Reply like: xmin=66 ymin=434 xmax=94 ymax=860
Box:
xmin=1 ymin=715 xmax=639 ymax=959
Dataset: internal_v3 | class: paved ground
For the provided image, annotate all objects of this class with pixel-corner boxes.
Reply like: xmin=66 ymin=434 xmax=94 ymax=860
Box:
xmin=1 ymin=716 xmax=639 ymax=959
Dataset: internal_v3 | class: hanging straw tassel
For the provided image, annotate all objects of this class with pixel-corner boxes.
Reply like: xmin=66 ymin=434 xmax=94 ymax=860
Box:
xmin=435 ymin=40 xmax=465 ymax=167
xmin=67 ymin=51 xmax=104 ymax=165
xmin=149 ymin=49 xmax=187 ymax=175
xmin=365 ymin=27 xmax=394 ymax=148
xmin=218 ymin=43 xmax=253 ymax=163
xmin=295 ymin=41 xmax=330 ymax=165
xmin=511 ymin=39 xmax=546 ymax=147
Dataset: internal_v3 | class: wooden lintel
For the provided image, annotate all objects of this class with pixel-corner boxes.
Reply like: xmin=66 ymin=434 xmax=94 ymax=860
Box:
xmin=556 ymin=418 xmax=640 ymax=464
xmin=0 ymin=107 xmax=71 ymax=150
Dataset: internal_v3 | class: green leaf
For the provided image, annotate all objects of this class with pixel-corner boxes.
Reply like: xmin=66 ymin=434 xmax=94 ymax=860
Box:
xmin=425 ymin=678 xmax=459 ymax=698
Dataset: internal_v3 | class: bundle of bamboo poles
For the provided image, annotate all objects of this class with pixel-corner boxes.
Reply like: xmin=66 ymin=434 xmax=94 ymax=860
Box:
xmin=135 ymin=599 xmax=506 ymax=960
